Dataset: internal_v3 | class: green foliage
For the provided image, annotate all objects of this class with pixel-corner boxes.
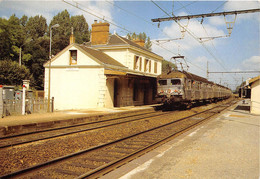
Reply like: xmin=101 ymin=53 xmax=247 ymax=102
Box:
xmin=0 ymin=60 xmax=33 ymax=86
xmin=0 ymin=16 xmax=25 ymax=61
xmin=0 ymin=18 xmax=11 ymax=60
xmin=50 ymin=10 xmax=90 ymax=54
xmin=0 ymin=10 xmax=90 ymax=90
xmin=145 ymin=37 xmax=152 ymax=51
xmin=127 ymin=32 xmax=152 ymax=50
xmin=162 ymin=60 xmax=177 ymax=73
xmin=26 ymin=15 xmax=47 ymax=40
xmin=71 ymin=15 xmax=90 ymax=44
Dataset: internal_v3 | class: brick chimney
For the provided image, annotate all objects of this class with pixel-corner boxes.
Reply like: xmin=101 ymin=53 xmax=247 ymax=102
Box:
xmin=91 ymin=20 xmax=110 ymax=45
xmin=69 ymin=27 xmax=75 ymax=44
xmin=132 ymin=39 xmax=145 ymax=47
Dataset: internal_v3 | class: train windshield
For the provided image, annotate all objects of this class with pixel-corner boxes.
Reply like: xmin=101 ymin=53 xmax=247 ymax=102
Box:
xmin=171 ymin=79 xmax=181 ymax=85
xmin=158 ymin=80 xmax=167 ymax=86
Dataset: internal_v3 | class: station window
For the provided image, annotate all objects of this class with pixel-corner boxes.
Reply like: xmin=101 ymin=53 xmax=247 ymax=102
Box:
xmin=134 ymin=55 xmax=139 ymax=70
xmin=154 ymin=62 xmax=157 ymax=73
xmin=145 ymin=59 xmax=149 ymax=72
xmin=139 ymin=57 xmax=142 ymax=71
xmin=70 ymin=50 xmax=77 ymax=65
xmin=149 ymin=60 xmax=151 ymax=72
xmin=158 ymin=80 xmax=167 ymax=86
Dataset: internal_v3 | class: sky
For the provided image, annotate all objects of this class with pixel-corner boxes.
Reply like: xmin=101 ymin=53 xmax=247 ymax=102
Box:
xmin=0 ymin=0 xmax=260 ymax=90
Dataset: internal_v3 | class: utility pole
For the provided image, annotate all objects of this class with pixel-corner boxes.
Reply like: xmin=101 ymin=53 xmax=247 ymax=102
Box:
xmin=206 ymin=61 xmax=209 ymax=79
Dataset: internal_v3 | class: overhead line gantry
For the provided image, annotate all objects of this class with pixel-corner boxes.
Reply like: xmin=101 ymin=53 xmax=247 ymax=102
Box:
xmin=151 ymin=8 xmax=260 ymax=22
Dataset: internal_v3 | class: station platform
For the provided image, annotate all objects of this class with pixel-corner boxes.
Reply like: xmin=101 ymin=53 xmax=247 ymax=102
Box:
xmin=0 ymin=105 xmax=158 ymax=137
xmin=102 ymin=99 xmax=260 ymax=179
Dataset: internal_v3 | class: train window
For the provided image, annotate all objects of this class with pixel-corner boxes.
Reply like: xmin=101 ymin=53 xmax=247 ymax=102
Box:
xmin=187 ymin=80 xmax=191 ymax=89
xmin=158 ymin=80 xmax=167 ymax=86
xmin=171 ymin=79 xmax=181 ymax=85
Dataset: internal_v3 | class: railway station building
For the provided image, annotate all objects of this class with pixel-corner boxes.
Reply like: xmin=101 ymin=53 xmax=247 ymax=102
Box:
xmin=44 ymin=21 xmax=163 ymax=110
xmin=249 ymin=75 xmax=260 ymax=114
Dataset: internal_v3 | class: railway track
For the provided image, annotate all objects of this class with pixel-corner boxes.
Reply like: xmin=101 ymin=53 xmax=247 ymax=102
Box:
xmin=0 ymin=110 xmax=171 ymax=149
xmin=0 ymin=99 xmax=238 ymax=178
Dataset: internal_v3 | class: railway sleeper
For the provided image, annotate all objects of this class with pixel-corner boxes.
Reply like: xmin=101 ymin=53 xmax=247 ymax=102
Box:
xmin=81 ymin=157 xmax=111 ymax=163
xmin=68 ymin=162 xmax=95 ymax=169
xmin=53 ymin=168 xmax=80 ymax=177
xmin=115 ymin=145 xmax=141 ymax=150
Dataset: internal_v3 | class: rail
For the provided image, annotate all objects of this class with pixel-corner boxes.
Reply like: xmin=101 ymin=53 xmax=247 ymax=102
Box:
xmin=0 ymin=100 xmax=238 ymax=178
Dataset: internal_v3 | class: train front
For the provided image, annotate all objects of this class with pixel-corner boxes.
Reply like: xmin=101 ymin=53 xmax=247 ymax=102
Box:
xmin=156 ymin=78 xmax=184 ymax=106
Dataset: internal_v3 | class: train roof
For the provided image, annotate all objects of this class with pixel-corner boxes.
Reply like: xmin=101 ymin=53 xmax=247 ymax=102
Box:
xmin=158 ymin=70 xmax=230 ymax=90
xmin=158 ymin=70 xmax=210 ymax=84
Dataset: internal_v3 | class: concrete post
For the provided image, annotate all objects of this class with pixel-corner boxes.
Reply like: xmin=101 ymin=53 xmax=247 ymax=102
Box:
xmin=22 ymin=85 xmax=26 ymax=115
xmin=22 ymin=80 xmax=30 ymax=115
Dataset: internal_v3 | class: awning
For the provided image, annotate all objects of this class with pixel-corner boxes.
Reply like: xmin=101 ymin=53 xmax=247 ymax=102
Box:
xmin=104 ymin=69 xmax=126 ymax=76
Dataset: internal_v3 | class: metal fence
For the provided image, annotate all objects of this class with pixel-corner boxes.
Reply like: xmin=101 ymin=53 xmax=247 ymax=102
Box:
xmin=2 ymin=98 xmax=54 ymax=117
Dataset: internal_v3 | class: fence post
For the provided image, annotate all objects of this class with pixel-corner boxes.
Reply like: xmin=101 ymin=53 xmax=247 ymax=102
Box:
xmin=0 ymin=85 xmax=3 ymax=118
xmin=51 ymin=97 xmax=54 ymax=112
xmin=22 ymin=85 xmax=26 ymax=115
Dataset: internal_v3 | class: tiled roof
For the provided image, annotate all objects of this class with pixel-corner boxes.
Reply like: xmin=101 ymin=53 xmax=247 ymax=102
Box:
xmin=77 ymin=44 xmax=125 ymax=68
xmin=85 ymin=34 xmax=161 ymax=58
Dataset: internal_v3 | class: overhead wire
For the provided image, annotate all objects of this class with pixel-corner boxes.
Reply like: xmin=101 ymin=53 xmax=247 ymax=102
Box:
xmin=151 ymin=0 xmax=238 ymax=85
xmin=211 ymin=1 xmax=227 ymax=13
xmin=104 ymin=0 xmax=204 ymax=72
xmin=64 ymin=0 xmax=223 ymax=75
xmin=176 ymin=1 xmax=231 ymax=79
xmin=63 ymin=0 xmax=132 ymax=33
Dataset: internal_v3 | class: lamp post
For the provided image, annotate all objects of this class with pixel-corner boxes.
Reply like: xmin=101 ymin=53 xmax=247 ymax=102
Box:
xmin=19 ymin=39 xmax=32 ymax=66
xmin=47 ymin=24 xmax=60 ymax=112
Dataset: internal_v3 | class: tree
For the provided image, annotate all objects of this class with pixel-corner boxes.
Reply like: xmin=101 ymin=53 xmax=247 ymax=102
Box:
xmin=50 ymin=10 xmax=71 ymax=55
xmin=23 ymin=36 xmax=49 ymax=89
xmin=20 ymin=15 xmax=28 ymax=27
xmin=0 ymin=15 xmax=27 ymax=61
xmin=70 ymin=15 xmax=90 ymax=44
xmin=0 ymin=11 xmax=90 ymax=89
xmin=25 ymin=15 xmax=47 ymax=40
xmin=49 ymin=10 xmax=90 ymax=54
xmin=0 ymin=18 xmax=12 ymax=60
xmin=145 ymin=37 xmax=152 ymax=51
xmin=0 ymin=60 xmax=33 ymax=86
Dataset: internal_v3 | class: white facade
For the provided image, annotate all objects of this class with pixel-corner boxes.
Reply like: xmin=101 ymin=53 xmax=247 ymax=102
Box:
xmin=102 ymin=48 xmax=162 ymax=76
xmin=44 ymin=36 xmax=163 ymax=110
xmin=44 ymin=44 xmax=108 ymax=110
xmin=250 ymin=76 xmax=260 ymax=115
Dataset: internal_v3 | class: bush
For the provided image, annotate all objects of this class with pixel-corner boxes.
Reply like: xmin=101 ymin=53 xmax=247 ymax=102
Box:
xmin=0 ymin=60 xmax=33 ymax=86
